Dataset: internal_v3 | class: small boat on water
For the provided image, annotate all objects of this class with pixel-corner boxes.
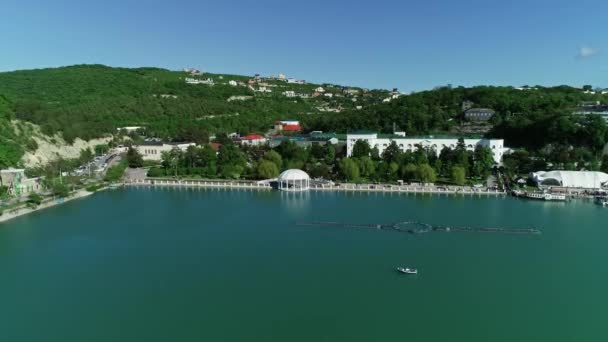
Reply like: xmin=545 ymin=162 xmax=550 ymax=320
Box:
xmin=396 ymin=267 xmax=418 ymax=275
xmin=525 ymin=192 xmax=566 ymax=201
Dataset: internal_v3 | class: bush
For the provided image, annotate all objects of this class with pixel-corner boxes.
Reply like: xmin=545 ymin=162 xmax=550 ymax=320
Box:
xmin=85 ymin=184 xmax=103 ymax=192
xmin=147 ymin=167 xmax=165 ymax=178
xmin=51 ymin=183 xmax=70 ymax=198
xmin=27 ymin=193 xmax=43 ymax=206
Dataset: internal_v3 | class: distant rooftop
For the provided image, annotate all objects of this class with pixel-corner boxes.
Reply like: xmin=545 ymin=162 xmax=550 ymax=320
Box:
xmin=465 ymin=108 xmax=495 ymax=113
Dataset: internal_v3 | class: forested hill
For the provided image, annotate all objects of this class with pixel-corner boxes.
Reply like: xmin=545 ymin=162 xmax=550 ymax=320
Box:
xmin=308 ymin=87 xmax=608 ymax=168
xmin=0 ymin=64 xmax=339 ymax=143
xmin=1 ymin=64 xmax=607 ymax=167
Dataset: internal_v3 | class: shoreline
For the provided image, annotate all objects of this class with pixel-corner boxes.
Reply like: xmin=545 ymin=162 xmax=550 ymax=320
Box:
xmin=0 ymin=188 xmax=102 ymax=225
xmin=4 ymin=178 xmax=601 ymax=225
xmin=126 ymin=178 xmax=507 ymax=196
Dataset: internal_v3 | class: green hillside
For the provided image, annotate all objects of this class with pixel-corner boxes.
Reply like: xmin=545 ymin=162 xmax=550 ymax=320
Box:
xmin=1 ymin=64 xmax=607 ymax=170
xmin=0 ymin=65 xmax=325 ymax=142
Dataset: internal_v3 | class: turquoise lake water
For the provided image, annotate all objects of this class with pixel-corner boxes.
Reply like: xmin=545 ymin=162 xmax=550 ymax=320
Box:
xmin=1 ymin=188 xmax=607 ymax=341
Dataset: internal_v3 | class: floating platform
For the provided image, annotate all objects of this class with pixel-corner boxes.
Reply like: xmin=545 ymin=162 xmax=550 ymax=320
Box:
xmin=297 ymin=221 xmax=541 ymax=235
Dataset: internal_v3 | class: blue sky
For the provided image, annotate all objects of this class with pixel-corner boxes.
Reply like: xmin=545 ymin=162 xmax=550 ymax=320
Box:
xmin=2 ymin=0 xmax=606 ymax=91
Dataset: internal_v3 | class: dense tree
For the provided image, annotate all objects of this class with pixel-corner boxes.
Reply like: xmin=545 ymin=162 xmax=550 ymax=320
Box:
xmin=401 ymin=163 xmax=418 ymax=181
xmin=357 ymin=156 xmax=376 ymax=178
xmin=161 ymin=150 xmax=179 ymax=176
xmin=78 ymin=148 xmax=94 ymax=165
xmin=262 ymin=150 xmax=283 ymax=170
xmin=50 ymin=182 xmax=70 ymax=198
xmin=218 ymin=144 xmax=246 ymax=179
xmin=307 ymin=162 xmax=331 ymax=179
xmin=323 ymin=144 xmax=336 ymax=165
xmin=370 ymin=146 xmax=381 ymax=161
xmin=417 ymin=164 xmax=437 ymax=183
xmin=94 ymin=144 xmax=109 ymax=155
xmin=339 ymin=158 xmax=360 ymax=181
xmin=472 ymin=146 xmax=494 ymax=179
xmin=126 ymin=147 xmax=144 ymax=168
xmin=382 ymin=141 xmax=402 ymax=164
xmin=257 ymin=160 xmax=279 ymax=179
xmin=451 ymin=166 xmax=466 ymax=185
xmin=351 ymin=140 xmax=372 ymax=158
xmin=183 ymin=145 xmax=199 ymax=168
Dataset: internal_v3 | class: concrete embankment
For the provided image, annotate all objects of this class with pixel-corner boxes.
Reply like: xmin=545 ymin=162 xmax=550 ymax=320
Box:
xmin=0 ymin=189 xmax=97 ymax=225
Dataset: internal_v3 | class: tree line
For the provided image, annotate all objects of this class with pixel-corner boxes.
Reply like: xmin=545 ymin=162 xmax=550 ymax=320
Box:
xmin=138 ymin=137 xmax=496 ymax=185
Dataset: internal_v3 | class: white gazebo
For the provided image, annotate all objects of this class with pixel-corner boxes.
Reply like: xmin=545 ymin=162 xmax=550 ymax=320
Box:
xmin=277 ymin=169 xmax=310 ymax=192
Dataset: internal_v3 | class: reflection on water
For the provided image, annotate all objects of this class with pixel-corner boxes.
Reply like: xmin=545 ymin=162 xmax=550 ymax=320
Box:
xmin=280 ymin=190 xmax=311 ymax=214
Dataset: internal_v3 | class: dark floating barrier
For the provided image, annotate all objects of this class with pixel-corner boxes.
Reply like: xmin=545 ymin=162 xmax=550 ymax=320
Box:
xmin=296 ymin=221 xmax=541 ymax=235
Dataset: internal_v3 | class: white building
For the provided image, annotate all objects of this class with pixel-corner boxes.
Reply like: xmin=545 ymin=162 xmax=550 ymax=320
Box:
xmin=239 ymin=134 xmax=267 ymax=146
xmin=117 ymin=126 xmax=144 ymax=133
xmin=185 ymin=78 xmax=214 ymax=85
xmin=228 ymin=80 xmax=237 ymax=86
xmin=282 ymin=91 xmax=296 ymax=97
xmin=346 ymin=132 xmax=505 ymax=164
xmin=531 ymin=171 xmax=608 ymax=190
xmin=277 ymin=169 xmax=310 ymax=192
xmin=136 ymin=142 xmax=196 ymax=161
xmin=315 ymin=87 xmax=325 ymax=93
xmin=0 ymin=168 xmax=43 ymax=196
xmin=324 ymin=93 xmax=334 ymax=98
xmin=287 ymin=78 xmax=304 ymax=84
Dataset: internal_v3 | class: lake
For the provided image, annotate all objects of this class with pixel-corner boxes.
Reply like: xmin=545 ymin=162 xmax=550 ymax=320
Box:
xmin=1 ymin=188 xmax=607 ymax=341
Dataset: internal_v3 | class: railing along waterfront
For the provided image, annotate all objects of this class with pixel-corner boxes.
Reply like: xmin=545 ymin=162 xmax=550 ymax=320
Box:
xmin=308 ymin=183 xmax=506 ymax=196
xmin=126 ymin=178 xmax=505 ymax=195
xmin=127 ymin=178 xmax=273 ymax=190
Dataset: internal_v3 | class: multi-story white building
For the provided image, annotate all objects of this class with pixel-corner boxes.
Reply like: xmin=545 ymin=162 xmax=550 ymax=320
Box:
xmin=346 ymin=132 xmax=505 ymax=164
xmin=135 ymin=142 xmax=196 ymax=161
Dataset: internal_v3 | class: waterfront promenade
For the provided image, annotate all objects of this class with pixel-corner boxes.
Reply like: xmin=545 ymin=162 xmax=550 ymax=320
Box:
xmin=0 ymin=189 xmax=96 ymax=224
xmin=127 ymin=178 xmax=507 ymax=196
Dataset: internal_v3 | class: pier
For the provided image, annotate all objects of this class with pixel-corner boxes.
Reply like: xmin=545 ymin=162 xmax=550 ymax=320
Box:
xmin=297 ymin=221 xmax=541 ymax=235
xmin=126 ymin=178 xmax=273 ymax=190
xmin=125 ymin=178 xmax=506 ymax=196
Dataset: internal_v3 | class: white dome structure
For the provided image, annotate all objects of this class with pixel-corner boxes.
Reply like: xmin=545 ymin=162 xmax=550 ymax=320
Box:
xmin=277 ymin=169 xmax=310 ymax=191
xmin=531 ymin=171 xmax=608 ymax=189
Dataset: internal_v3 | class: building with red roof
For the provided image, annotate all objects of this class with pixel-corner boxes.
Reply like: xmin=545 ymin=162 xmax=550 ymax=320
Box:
xmin=274 ymin=120 xmax=302 ymax=132
xmin=239 ymin=133 xmax=267 ymax=146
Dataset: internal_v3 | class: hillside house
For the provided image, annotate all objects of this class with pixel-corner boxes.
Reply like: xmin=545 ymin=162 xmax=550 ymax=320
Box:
xmin=239 ymin=134 xmax=267 ymax=146
xmin=0 ymin=168 xmax=43 ymax=197
xmin=274 ymin=120 xmax=302 ymax=132
xmin=464 ymin=108 xmax=496 ymax=121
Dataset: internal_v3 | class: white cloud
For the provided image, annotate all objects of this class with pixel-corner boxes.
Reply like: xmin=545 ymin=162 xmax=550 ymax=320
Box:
xmin=578 ymin=46 xmax=599 ymax=58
